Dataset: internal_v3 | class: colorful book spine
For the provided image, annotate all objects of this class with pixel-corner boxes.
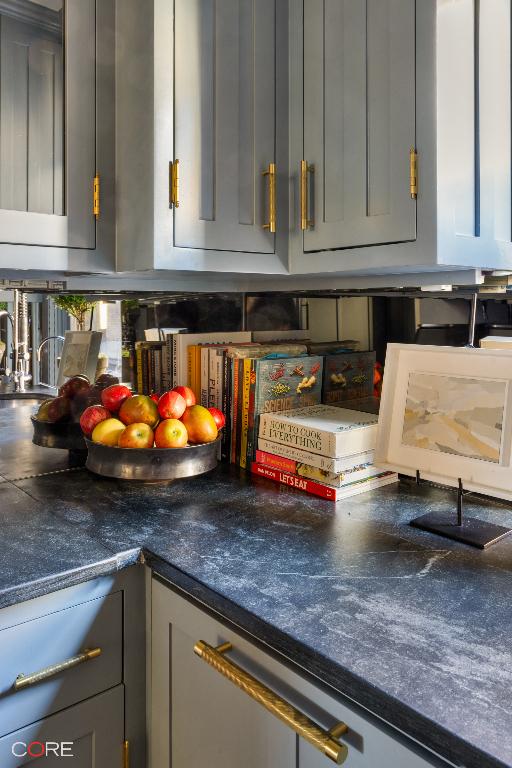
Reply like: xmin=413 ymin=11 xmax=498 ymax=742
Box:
xmin=251 ymin=462 xmax=397 ymax=501
xmin=172 ymin=335 xmax=179 ymax=387
xmin=201 ymin=347 xmax=210 ymax=406
xmin=322 ymin=351 xmax=376 ymax=404
xmin=255 ymin=450 xmax=375 ymax=488
xmin=241 ymin=355 xmax=323 ymax=468
xmin=222 ymin=353 xmax=232 ymax=462
xmin=135 ymin=344 xmax=144 ymax=394
xmin=256 ymin=437 xmax=374 ymax=473
xmin=251 ymin=462 xmax=338 ymax=500
xmin=239 ymin=358 xmax=253 ymax=469
xmin=154 ymin=347 xmax=162 ymax=393
xmin=230 ymin=358 xmax=240 ymax=464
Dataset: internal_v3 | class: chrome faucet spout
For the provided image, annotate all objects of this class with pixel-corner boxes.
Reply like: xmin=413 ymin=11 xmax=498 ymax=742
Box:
xmin=36 ymin=335 xmax=65 ymax=388
xmin=37 ymin=335 xmax=65 ymax=363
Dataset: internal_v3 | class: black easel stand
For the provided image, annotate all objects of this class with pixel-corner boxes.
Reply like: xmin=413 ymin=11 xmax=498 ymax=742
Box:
xmin=410 ymin=472 xmax=512 ymax=549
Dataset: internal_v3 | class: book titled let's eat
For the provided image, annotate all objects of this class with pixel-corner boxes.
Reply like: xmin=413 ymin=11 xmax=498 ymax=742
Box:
xmin=258 ymin=405 xmax=378 ymax=458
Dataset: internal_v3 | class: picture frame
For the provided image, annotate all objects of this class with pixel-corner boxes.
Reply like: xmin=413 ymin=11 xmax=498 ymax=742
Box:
xmin=376 ymin=344 xmax=512 ymax=502
xmin=56 ymin=331 xmax=103 ymax=388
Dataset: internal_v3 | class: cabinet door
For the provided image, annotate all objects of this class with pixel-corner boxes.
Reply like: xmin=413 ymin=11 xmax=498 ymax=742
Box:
xmin=151 ymin=581 xmax=296 ymax=768
xmin=303 ymin=0 xmax=416 ymax=252
xmin=174 ymin=0 xmax=276 ymax=254
xmin=0 ymin=0 xmax=95 ymax=248
xmin=0 ymin=685 xmax=124 ymax=768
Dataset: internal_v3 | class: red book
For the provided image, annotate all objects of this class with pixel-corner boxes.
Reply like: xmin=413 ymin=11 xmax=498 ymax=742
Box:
xmin=255 ymin=449 xmax=297 ymax=474
xmin=251 ymin=462 xmax=397 ymax=502
xmin=251 ymin=462 xmax=336 ymax=500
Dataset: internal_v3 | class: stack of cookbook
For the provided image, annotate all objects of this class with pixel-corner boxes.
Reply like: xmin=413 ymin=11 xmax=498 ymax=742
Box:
xmin=252 ymin=405 xmax=398 ymax=501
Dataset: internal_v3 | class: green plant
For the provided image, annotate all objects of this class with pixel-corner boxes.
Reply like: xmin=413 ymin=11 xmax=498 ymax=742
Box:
xmin=0 ymin=301 xmax=7 ymax=312
xmin=52 ymin=295 xmax=97 ymax=331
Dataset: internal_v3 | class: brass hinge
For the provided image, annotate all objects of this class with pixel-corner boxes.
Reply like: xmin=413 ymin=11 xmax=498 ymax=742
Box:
xmin=409 ymin=148 xmax=418 ymax=199
xmin=93 ymin=174 xmax=100 ymax=219
xmin=169 ymin=160 xmax=179 ymax=208
xmin=122 ymin=740 xmax=129 ymax=768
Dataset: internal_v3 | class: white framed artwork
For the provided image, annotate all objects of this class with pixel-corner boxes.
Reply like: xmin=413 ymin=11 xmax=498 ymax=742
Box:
xmin=376 ymin=344 xmax=512 ymax=502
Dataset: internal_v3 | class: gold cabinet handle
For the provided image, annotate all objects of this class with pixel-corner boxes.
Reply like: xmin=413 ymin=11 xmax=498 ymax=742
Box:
xmin=13 ymin=648 xmax=102 ymax=692
xmin=300 ymin=160 xmax=314 ymax=230
xmin=194 ymin=640 xmax=348 ymax=765
xmin=409 ymin=147 xmax=418 ymax=199
xmin=262 ymin=162 xmax=276 ymax=233
xmin=170 ymin=159 xmax=179 ymax=208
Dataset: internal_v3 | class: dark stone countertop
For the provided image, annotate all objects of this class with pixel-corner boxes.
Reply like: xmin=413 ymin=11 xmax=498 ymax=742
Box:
xmin=1 ymin=401 xmax=512 ymax=768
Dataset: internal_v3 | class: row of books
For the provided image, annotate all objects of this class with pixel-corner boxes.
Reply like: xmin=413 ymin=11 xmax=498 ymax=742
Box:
xmin=134 ymin=331 xmax=374 ymax=408
xmin=251 ymin=405 xmax=398 ymax=501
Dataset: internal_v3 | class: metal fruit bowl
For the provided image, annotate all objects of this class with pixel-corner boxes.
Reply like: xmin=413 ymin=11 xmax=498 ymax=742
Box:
xmin=31 ymin=415 xmax=87 ymax=451
xmin=84 ymin=436 xmax=220 ymax=482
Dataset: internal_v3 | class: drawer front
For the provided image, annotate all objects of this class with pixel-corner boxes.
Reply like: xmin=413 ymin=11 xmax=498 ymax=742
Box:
xmin=0 ymin=684 xmax=124 ymax=768
xmin=0 ymin=591 xmax=122 ymax=737
xmin=153 ymin=579 xmax=443 ymax=768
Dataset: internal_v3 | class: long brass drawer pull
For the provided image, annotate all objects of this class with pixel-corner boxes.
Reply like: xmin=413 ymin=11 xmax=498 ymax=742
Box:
xmin=300 ymin=159 xmax=314 ymax=230
xmin=194 ymin=640 xmax=348 ymax=764
xmin=263 ymin=162 xmax=276 ymax=233
xmin=13 ymin=648 xmax=102 ymax=692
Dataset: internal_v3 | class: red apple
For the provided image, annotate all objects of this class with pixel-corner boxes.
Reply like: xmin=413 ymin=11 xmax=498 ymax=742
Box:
xmin=150 ymin=393 xmax=160 ymax=403
xmin=181 ymin=405 xmax=218 ymax=444
xmin=208 ymin=407 xmax=226 ymax=430
xmin=80 ymin=405 xmax=111 ymax=437
xmin=58 ymin=375 xmax=91 ymax=399
xmin=118 ymin=422 xmax=155 ymax=449
xmin=172 ymin=385 xmax=196 ymax=407
xmin=47 ymin=396 xmax=71 ymax=423
xmin=155 ymin=419 xmax=188 ymax=448
xmin=158 ymin=390 xmax=186 ymax=420
xmin=118 ymin=394 xmax=159 ymax=427
xmin=101 ymin=384 xmax=132 ymax=412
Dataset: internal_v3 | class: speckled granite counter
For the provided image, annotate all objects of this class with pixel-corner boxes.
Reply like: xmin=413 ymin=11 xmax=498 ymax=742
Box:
xmin=1 ymin=401 xmax=512 ymax=768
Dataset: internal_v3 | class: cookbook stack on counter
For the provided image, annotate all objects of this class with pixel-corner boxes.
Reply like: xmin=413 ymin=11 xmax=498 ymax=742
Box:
xmin=253 ymin=405 xmax=398 ymax=501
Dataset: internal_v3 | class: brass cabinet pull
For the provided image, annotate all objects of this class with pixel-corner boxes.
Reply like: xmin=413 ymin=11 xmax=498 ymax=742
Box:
xmin=13 ymin=648 xmax=102 ymax=692
xmin=170 ymin=160 xmax=179 ymax=208
xmin=409 ymin=147 xmax=418 ymax=199
xmin=300 ymin=160 xmax=314 ymax=230
xmin=262 ymin=162 xmax=276 ymax=233
xmin=93 ymin=174 xmax=100 ymax=219
xmin=194 ymin=640 xmax=348 ymax=765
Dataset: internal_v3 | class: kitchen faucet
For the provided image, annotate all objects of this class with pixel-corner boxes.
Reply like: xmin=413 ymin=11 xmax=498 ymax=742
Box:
xmin=37 ymin=336 xmax=65 ymax=389
xmin=0 ymin=290 xmax=32 ymax=392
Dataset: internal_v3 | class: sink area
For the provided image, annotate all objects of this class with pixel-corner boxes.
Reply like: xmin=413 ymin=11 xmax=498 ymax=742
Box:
xmin=0 ymin=387 xmax=55 ymax=405
xmin=0 ymin=396 xmax=49 ymax=409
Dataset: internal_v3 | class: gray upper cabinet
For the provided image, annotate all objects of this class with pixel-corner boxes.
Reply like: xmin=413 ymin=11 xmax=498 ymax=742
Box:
xmin=115 ymin=0 xmax=512 ymax=280
xmin=117 ymin=0 xmax=288 ymax=275
xmin=291 ymin=0 xmax=512 ymax=276
xmin=302 ymin=0 xmax=416 ymax=253
xmin=0 ymin=0 xmax=115 ymax=273
xmin=174 ymin=0 xmax=276 ymax=254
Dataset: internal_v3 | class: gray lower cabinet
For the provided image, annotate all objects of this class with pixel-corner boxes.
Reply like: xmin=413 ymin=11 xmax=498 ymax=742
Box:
xmin=0 ymin=0 xmax=115 ymax=273
xmin=0 ymin=685 xmax=124 ymax=768
xmin=0 ymin=568 xmax=146 ymax=768
xmin=151 ymin=578 xmax=445 ymax=768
